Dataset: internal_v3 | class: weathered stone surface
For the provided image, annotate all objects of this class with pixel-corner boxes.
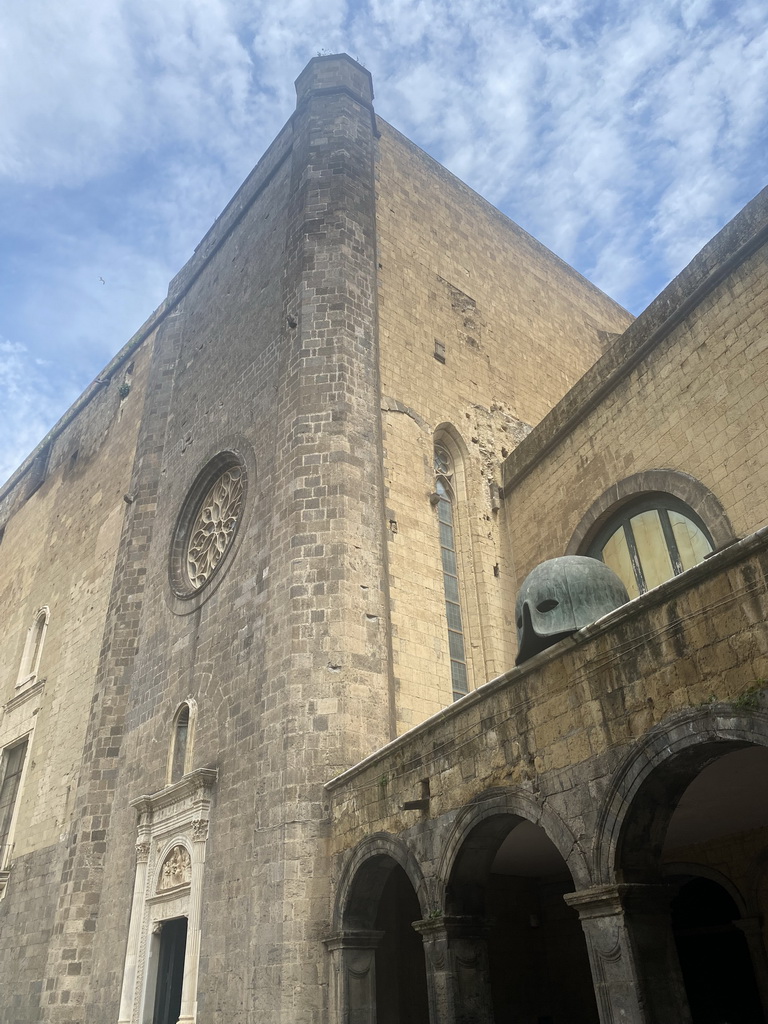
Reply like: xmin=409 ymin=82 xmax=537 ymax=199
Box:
xmin=1 ymin=52 xmax=767 ymax=1024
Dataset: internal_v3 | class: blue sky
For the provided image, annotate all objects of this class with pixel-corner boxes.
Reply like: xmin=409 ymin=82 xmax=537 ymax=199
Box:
xmin=1 ymin=0 xmax=767 ymax=484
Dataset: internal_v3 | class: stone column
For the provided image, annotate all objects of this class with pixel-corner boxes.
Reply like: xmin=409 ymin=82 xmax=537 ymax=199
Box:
xmin=177 ymin=821 xmax=209 ymax=1024
xmin=565 ymin=884 xmax=691 ymax=1024
xmin=117 ymin=837 xmax=151 ymax=1024
xmin=735 ymin=916 xmax=768 ymax=1016
xmin=412 ymin=916 xmax=494 ymax=1024
xmin=325 ymin=931 xmax=384 ymax=1024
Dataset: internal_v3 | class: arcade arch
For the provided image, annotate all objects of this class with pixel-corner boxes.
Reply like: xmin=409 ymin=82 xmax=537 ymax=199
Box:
xmin=589 ymin=713 xmax=768 ymax=1023
xmin=332 ymin=837 xmax=429 ymax=1024
xmin=442 ymin=794 xmax=597 ymax=1023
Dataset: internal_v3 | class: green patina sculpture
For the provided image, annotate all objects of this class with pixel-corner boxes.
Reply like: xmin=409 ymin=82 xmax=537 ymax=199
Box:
xmin=515 ymin=556 xmax=630 ymax=665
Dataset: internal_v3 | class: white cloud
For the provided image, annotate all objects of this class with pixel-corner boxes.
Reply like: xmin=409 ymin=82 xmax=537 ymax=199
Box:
xmin=0 ymin=0 xmax=767 ymax=482
xmin=0 ymin=338 xmax=82 ymax=484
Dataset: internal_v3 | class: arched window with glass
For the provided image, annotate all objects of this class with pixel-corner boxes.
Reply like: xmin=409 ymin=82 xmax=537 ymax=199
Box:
xmin=167 ymin=701 xmax=197 ymax=785
xmin=587 ymin=494 xmax=714 ymax=599
xmin=16 ymin=607 xmax=50 ymax=688
xmin=435 ymin=443 xmax=469 ymax=701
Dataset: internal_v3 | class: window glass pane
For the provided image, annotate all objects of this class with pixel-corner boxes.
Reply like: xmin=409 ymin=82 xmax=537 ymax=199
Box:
xmin=443 ymin=574 xmax=459 ymax=603
xmin=446 ymin=601 xmax=462 ymax=631
xmin=439 ymin=521 xmax=454 ymax=549
xmin=435 ymin=447 xmax=451 ymax=476
xmin=0 ymin=740 xmax=28 ymax=854
xmin=668 ymin=510 xmax=713 ymax=570
xmin=438 ymin=498 xmax=453 ymax=525
xmin=31 ymin=618 xmax=45 ymax=669
xmin=435 ymin=442 xmax=469 ymax=701
xmin=171 ymin=711 xmax=189 ymax=784
xmin=630 ymin=509 xmax=674 ymax=590
xmin=4 ymin=743 xmax=26 ymax=778
xmin=451 ymin=660 xmax=468 ymax=695
xmin=601 ymin=529 xmax=640 ymax=600
xmin=448 ymin=630 xmax=465 ymax=661
xmin=441 ymin=548 xmax=457 ymax=576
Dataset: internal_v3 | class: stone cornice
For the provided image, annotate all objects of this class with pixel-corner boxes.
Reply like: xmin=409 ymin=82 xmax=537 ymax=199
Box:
xmin=2 ymin=677 xmax=45 ymax=716
xmin=130 ymin=767 xmax=218 ymax=817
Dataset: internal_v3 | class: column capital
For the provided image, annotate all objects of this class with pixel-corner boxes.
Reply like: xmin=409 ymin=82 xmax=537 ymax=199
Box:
xmin=412 ymin=914 xmax=488 ymax=940
xmin=324 ymin=930 xmax=385 ymax=953
xmin=564 ymin=882 xmax=676 ymax=919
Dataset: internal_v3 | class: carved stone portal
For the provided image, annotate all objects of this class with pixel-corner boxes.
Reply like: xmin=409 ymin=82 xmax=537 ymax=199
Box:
xmin=119 ymin=769 xmax=217 ymax=1024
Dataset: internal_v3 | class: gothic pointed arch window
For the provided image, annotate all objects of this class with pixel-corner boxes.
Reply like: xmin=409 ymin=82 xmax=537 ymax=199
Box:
xmin=434 ymin=442 xmax=469 ymax=701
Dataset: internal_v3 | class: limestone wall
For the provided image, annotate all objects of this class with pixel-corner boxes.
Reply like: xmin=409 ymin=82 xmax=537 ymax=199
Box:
xmin=327 ymin=531 xmax=768 ymax=892
xmin=501 ymin=187 xmax=768 ymax=609
xmin=0 ymin=324 xmax=155 ymax=1021
xmin=374 ymin=119 xmax=634 ymax=728
xmin=63 ymin=55 xmax=392 ymax=1024
xmin=0 ymin=339 xmax=154 ymax=855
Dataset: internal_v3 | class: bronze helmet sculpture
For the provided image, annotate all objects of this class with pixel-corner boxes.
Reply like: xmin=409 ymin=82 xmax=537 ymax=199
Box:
xmin=515 ymin=556 xmax=630 ymax=665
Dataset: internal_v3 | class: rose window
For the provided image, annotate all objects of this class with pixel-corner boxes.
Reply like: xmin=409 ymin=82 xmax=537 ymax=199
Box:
xmin=185 ymin=466 xmax=244 ymax=589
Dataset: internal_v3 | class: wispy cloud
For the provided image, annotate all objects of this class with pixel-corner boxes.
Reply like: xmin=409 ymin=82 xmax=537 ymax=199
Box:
xmin=1 ymin=0 xmax=766 ymax=483
xmin=0 ymin=337 xmax=82 ymax=484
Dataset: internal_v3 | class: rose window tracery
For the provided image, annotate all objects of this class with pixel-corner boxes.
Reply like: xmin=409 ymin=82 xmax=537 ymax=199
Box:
xmin=186 ymin=466 xmax=244 ymax=589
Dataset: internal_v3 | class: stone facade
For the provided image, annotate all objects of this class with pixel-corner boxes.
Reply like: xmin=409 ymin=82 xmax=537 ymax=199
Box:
xmin=0 ymin=53 xmax=767 ymax=1024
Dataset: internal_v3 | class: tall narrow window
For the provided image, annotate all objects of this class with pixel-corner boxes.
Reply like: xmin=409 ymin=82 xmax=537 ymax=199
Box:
xmin=435 ymin=444 xmax=469 ymax=701
xmin=171 ymin=706 xmax=190 ymax=784
xmin=167 ymin=701 xmax=196 ymax=786
xmin=0 ymin=738 xmax=29 ymax=867
xmin=16 ymin=607 xmax=49 ymax=688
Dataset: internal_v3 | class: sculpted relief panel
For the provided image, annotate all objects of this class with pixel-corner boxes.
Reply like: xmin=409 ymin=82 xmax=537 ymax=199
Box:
xmin=158 ymin=844 xmax=192 ymax=890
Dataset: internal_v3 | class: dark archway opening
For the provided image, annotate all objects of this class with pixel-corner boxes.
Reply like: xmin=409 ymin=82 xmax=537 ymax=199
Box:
xmin=374 ymin=865 xmax=430 ymax=1024
xmin=617 ymin=741 xmax=768 ymax=1023
xmin=448 ymin=814 xmax=597 ymax=1024
xmin=670 ymin=876 xmax=762 ymax=1024
xmin=343 ymin=854 xmax=429 ymax=1024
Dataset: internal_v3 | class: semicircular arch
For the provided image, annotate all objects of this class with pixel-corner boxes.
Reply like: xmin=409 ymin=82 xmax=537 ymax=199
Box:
xmin=439 ymin=787 xmax=592 ymax=897
xmin=663 ymin=861 xmax=748 ymax=918
xmin=566 ymin=469 xmax=734 ymax=556
xmin=333 ymin=832 xmax=430 ymax=933
xmin=594 ymin=709 xmax=768 ymax=884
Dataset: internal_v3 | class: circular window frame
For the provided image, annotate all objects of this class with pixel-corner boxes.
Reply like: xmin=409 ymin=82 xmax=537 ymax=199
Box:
xmin=169 ymin=450 xmax=248 ymax=608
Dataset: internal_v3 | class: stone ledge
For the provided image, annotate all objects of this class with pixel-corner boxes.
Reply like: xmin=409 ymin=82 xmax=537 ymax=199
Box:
xmin=325 ymin=521 xmax=768 ymax=792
